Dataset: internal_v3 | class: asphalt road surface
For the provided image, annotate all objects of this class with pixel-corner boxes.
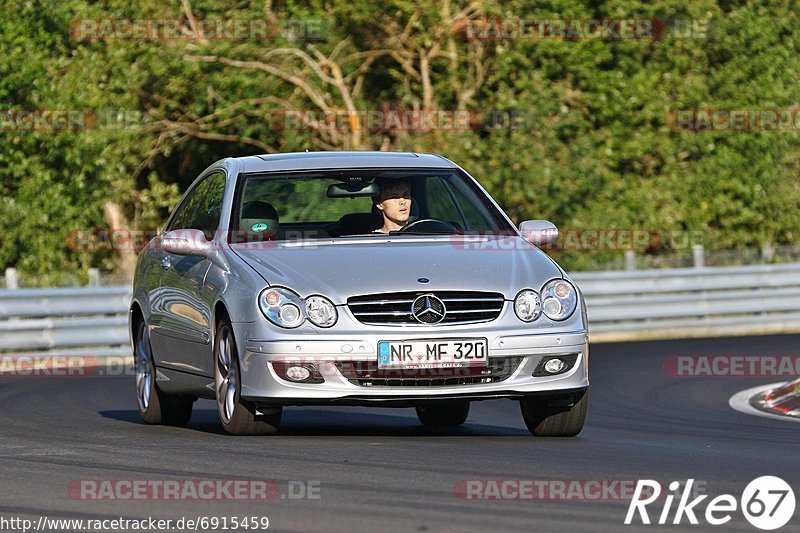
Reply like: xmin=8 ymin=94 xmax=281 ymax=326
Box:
xmin=1 ymin=334 xmax=798 ymax=532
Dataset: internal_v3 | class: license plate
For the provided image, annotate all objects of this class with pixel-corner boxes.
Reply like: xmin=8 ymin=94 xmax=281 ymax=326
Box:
xmin=377 ymin=338 xmax=488 ymax=369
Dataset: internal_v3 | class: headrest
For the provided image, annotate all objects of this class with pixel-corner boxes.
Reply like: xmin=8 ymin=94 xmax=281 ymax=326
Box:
xmin=338 ymin=211 xmax=382 ymax=234
xmin=240 ymin=201 xmax=279 ymax=241
xmin=242 ymin=201 xmax=278 ymax=220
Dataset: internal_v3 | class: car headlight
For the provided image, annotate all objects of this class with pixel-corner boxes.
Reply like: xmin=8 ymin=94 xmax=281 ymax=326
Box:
xmin=305 ymin=295 xmax=337 ymax=328
xmin=514 ymin=289 xmax=542 ymax=322
xmin=258 ymin=288 xmax=339 ymax=328
xmin=540 ymin=279 xmax=578 ymax=321
xmin=258 ymin=287 xmax=305 ymax=328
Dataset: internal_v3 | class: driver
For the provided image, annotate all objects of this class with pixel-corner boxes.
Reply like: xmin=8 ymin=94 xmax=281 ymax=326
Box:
xmin=372 ymin=178 xmax=412 ymax=233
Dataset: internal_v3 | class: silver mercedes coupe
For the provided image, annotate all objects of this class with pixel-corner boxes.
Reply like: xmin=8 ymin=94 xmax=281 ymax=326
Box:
xmin=130 ymin=152 xmax=589 ymax=436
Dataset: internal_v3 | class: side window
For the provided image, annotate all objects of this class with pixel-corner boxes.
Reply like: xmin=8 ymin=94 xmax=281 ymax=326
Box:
xmin=166 ymin=200 xmax=193 ymax=234
xmin=167 ymin=172 xmax=227 ymax=240
xmin=424 ymin=176 xmax=498 ymax=230
xmin=426 ymin=177 xmax=464 ymax=227
xmin=442 ymin=179 xmax=491 ymax=230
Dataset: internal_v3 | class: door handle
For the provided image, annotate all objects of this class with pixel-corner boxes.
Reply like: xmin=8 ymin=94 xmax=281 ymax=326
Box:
xmin=161 ymin=256 xmax=172 ymax=270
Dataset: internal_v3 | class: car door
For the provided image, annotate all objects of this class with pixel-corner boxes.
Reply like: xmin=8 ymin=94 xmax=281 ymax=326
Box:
xmin=149 ymin=170 xmax=227 ymax=376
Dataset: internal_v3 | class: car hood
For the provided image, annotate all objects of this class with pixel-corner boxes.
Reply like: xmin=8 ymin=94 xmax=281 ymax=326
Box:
xmin=230 ymin=236 xmax=563 ymax=304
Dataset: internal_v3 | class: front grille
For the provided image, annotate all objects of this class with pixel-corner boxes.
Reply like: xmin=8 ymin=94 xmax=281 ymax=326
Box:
xmin=335 ymin=356 xmax=524 ymax=387
xmin=347 ymin=291 xmax=505 ymax=326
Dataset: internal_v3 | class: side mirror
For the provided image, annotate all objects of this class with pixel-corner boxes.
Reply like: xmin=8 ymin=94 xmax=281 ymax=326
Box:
xmin=519 ymin=220 xmax=559 ymax=245
xmin=161 ymin=229 xmax=212 ymax=256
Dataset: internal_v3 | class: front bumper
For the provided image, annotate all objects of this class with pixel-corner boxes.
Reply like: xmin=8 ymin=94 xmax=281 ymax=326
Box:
xmin=235 ymin=326 xmax=589 ymax=406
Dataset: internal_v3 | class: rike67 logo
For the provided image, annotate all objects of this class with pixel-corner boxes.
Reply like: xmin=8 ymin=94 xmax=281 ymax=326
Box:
xmin=625 ymin=477 xmax=795 ymax=530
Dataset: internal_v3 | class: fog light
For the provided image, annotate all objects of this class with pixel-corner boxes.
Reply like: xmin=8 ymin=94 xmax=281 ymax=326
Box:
xmin=272 ymin=362 xmax=325 ymax=383
xmin=532 ymin=354 xmax=579 ymax=377
xmin=544 ymin=358 xmax=566 ymax=374
xmin=285 ymin=366 xmax=311 ymax=381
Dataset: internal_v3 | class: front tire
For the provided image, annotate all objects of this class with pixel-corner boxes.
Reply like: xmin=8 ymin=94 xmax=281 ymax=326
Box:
xmin=215 ymin=317 xmax=281 ymax=435
xmin=520 ymin=390 xmax=588 ymax=437
xmin=415 ymin=401 xmax=470 ymax=427
xmin=134 ymin=320 xmax=193 ymax=426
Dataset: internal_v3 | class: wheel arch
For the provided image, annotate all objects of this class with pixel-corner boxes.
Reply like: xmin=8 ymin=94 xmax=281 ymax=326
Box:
xmin=212 ymin=300 xmax=231 ymax=329
xmin=129 ymin=300 xmax=145 ymax=351
xmin=210 ymin=299 xmax=232 ymax=365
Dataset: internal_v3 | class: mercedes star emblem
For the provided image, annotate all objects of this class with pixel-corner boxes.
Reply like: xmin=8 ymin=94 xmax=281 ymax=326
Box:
xmin=411 ymin=294 xmax=447 ymax=324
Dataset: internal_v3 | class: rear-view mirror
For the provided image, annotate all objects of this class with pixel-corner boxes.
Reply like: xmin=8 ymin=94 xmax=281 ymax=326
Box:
xmin=327 ymin=181 xmax=379 ymax=198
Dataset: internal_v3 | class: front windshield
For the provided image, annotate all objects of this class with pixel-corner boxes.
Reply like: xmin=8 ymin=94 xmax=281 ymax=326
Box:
xmin=231 ymin=169 xmax=514 ymax=242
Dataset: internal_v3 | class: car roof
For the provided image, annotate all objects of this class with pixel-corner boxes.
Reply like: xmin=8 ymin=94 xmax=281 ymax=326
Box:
xmin=235 ymin=151 xmax=458 ymax=173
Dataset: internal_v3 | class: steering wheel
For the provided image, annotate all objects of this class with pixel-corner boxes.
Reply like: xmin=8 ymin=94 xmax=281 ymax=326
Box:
xmin=397 ymin=218 xmax=459 ymax=233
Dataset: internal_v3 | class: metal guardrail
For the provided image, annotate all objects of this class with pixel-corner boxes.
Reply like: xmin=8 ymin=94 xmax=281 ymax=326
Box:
xmin=572 ymin=262 xmax=800 ymax=341
xmin=0 ymin=287 xmax=132 ymax=356
xmin=1 ymin=262 xmax=799 ymax=355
